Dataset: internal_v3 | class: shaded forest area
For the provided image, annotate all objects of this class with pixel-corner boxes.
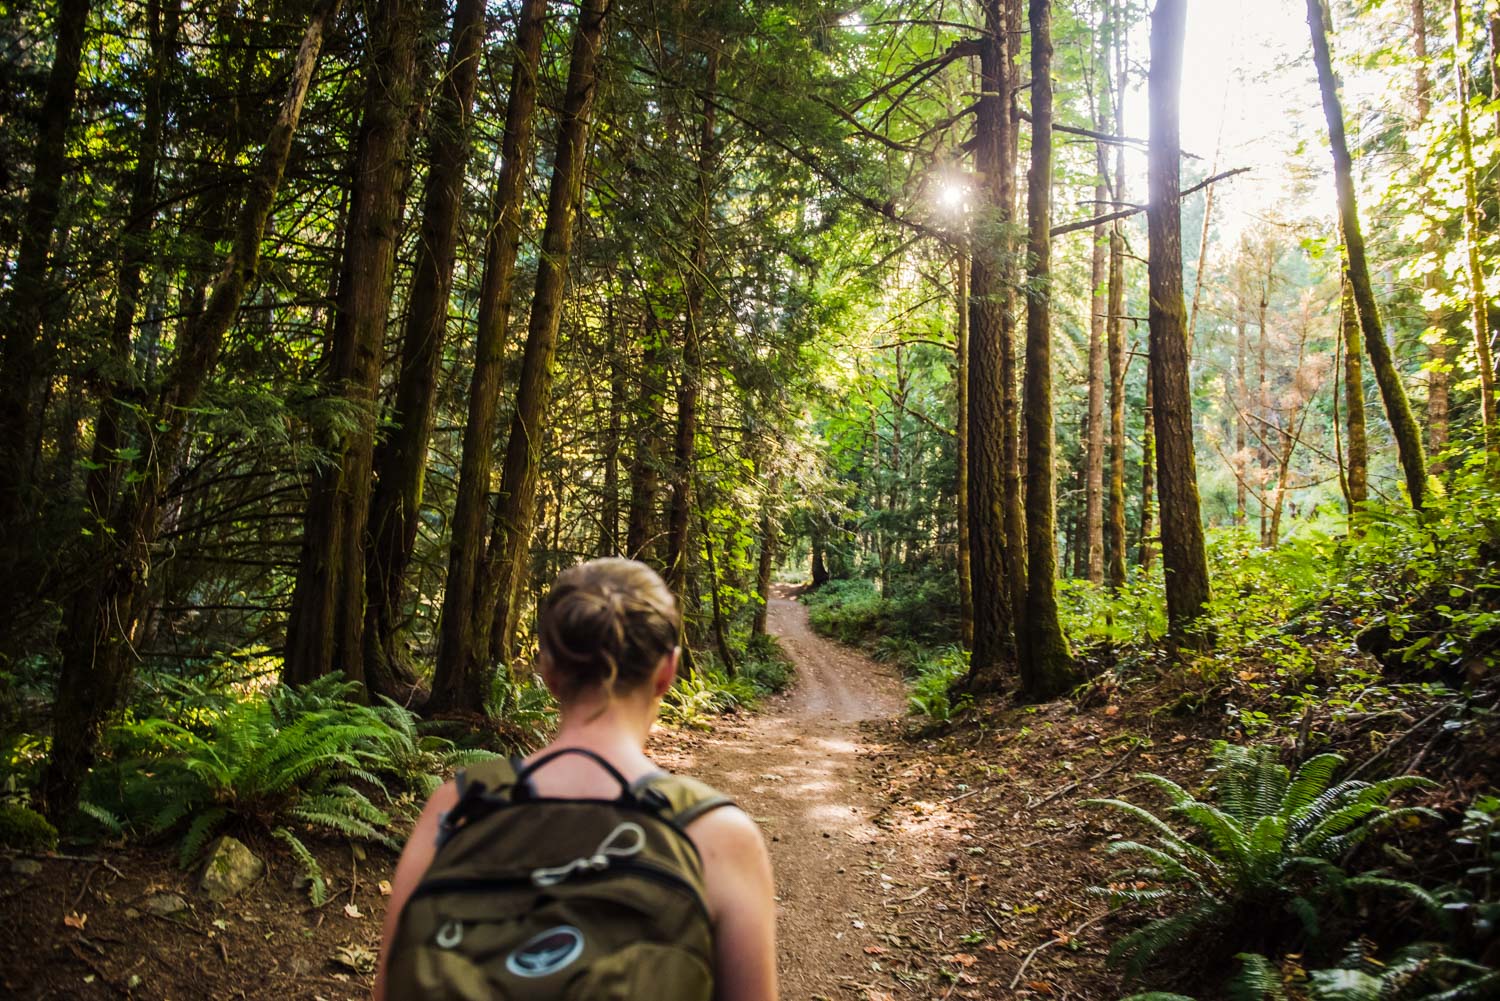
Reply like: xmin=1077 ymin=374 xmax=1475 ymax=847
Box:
xmin=1 ymin=0 xmax=1499 ymax=998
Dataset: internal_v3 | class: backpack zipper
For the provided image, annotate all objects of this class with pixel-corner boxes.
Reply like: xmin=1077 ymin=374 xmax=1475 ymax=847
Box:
xmin=410 ymin=859 xmax=710 ymax=922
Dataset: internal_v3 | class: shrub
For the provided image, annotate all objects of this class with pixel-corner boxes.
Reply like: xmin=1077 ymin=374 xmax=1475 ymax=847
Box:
xmin=907 ymin=646 xmax=971 ymax=722
xmin=1088 ymin=743 xmax=1438 ymax=980
xmin=740 ymin=633 xmax=795 ymax=695
xmin=81 ymin=675 xmax=485 ymax=871
xmin=659 ymin=669 xmax=757 ymax=729
xmin=0 ymin=801 xmax=58 ymax=851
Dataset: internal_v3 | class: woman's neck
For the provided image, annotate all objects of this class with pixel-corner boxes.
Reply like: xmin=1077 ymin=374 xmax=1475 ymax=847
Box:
xmin=550 ymin=697 xmax=656 ymax=758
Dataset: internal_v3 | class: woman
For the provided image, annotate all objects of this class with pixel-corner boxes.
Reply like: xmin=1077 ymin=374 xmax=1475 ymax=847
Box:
xmin=375 ymin=558 xmax=777 ymax=1001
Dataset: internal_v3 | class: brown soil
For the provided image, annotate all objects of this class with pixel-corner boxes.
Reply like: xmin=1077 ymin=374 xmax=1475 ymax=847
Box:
xmin=650 ymin=589 xmax=927 ymax=1000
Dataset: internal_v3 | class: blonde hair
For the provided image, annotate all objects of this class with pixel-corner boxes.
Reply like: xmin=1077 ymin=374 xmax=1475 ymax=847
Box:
xmin=537 ymin=558 xmax=679 ymax=702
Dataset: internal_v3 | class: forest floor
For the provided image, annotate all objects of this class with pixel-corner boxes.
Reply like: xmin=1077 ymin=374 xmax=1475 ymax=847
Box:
xmin=0 ymin=590 xmax=1227 ymax=1000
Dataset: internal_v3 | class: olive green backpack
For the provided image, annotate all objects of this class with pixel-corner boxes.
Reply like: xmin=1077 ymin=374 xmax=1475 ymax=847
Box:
xmin=386 ymin=748 xmax=733 ymax=1000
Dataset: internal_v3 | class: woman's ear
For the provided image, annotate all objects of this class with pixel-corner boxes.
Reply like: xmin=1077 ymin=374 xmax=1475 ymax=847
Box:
xmin=650 ymin=647 xmax=680 ymax=699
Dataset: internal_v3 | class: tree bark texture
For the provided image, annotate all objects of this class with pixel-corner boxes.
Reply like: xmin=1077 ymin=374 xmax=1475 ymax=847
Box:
xmin=41 ymin=0 xmax=341 ymax=819
xmin=464 ymin=0 xmax=612 ymax=702
xmin=284 ymin=0 xmax=425 ymax=693
xmin=1085 ymin=182 xmax=1107 ymax=585
xmin=963 ymin=0 xmax=1018 ymax=692
xmin=1342 ymin=265 xmax=1369 ymax=510
xmin=1148 ymin=0 xmax=1213 ymax=641
xmin=1019 ymin=0 xmax=1076 ymax=698
xmin=1307 ymin=0 xmax=1429 ymax=506
xmin=1105 ymin=0 xmax=1129 ymax=590
xmin=1451 ymin=0 xmax=1497 ymax=444
xmin=362 ymin=0 xmax=487 ymax=694
xmin=429 ymin=0 xmax=548 ymax=714
xmin=0 ymin=0 xmax=92 ymax=591
xmin=1413 ymin=0 xmax=1450 ymax=461
xmin=955 ymin=252 xmax=974 ymax=648
xmin=666 ymin=45 xmax=720 ymax=608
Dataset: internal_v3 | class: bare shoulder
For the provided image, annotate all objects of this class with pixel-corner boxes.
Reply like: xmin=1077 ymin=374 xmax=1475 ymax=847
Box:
xmin=687 ymin=802 xmax=767 ymax=855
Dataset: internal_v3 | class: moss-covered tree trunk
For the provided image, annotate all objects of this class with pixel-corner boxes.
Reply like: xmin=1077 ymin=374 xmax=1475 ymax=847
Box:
xmin=1413 ymin=0 xmax=1450 ymax=461
xmin=955 ymin=253 xmax=974 ymax=648
xmin=1451 ymin=0 xmax=1496 ymax=444
xmin=1148 ymin=0 xmax=1212 ymax=642
xmin=41 ymin=0 xmax=341 ymax=819
xmin=0 ymin=0 xmax=91 ymax=602
xmin=429 ymin=0 xmax=549 ymax=714
xmin=362 ymin=0 xmax=487 ymax=695
xmin=667 ymin=45 xmax=719 ymax=609
xmin=284 ymin=0 xmax=426 ymax=693
xmin=1086 ymin=176 xmax=1107 ymax=585
xmin=1018 ymin=0 xmax=1075 ymax=698
xmin=471 ymin=0 xmax=612 ymax=684
xmin=1342 ymin=264 xmax=1369 ymax=511
xmin=1307 ymin=0 xmax=1429 ymax=506
xmin=1106 ymin=0 xmax=1129 ymax=591
xmin=963 ymin=0 xmax=1018 ymax=692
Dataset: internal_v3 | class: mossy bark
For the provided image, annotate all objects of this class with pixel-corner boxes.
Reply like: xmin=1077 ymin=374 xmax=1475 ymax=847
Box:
xmin=1019 ymin=0 xmax=1076 ymax=699
xmin=428 ymin=0 xmax=548 ymax=714
xmin=1307 ymin=0 xmax=1429 ymax=506
xmin=1149 ymin=0 xmax=1213 ymax=643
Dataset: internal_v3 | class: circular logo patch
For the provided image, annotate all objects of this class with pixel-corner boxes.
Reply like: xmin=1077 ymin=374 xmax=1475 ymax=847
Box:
xmin=505 ymin=925 xmax=585 ymax=978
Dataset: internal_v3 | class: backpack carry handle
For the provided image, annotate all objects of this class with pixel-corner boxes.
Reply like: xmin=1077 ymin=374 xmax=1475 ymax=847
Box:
xmin=513 ymin=747 xmax=636 ymax=803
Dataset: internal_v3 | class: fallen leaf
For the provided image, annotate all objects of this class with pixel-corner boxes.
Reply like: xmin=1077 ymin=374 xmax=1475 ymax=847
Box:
xmin=334 ymin=943 xmax=378 ymax=974
xmin=1103 ymin=705 xmax=1119 ymax=716
xmin=63 ymin=912 xmax=87 ymax=931
xmin=343 ymin=902 xmax=363 ymax=920
xmin=378 ymin=880 xmax=392 ymax=896
xmin=945 ymin=953 xmax=978 ymax=967
xmin=863 ymin=945 xmax=887 ymax=955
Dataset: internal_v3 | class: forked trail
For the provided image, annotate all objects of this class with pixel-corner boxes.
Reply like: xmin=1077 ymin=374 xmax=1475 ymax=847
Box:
xmin=652 ymin=588 xmax=927 ymax=1000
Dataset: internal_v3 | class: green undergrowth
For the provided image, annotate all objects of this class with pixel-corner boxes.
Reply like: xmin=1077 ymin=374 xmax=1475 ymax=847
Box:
xmin=70 ymin=673 xmax=495 ymax=902
xmin=1100 ymin=743 xmax=1499 ymax=1001
xmin=660 ymin=632 xmax=796 ymax=729
xmin=801 ymin=577 xmax=968 ymax=721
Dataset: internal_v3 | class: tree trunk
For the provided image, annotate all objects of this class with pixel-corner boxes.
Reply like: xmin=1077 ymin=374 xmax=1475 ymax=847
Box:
xmin=1017 ymin=0 xmax=1075 ymax=698
xmin=1105 ymin=0 xmax=1129 ymax=590
xmin=362 ymin=0 xmax=486 ymax=695
xmin=666 ymin=46 xmax=719 ymax=607
xmin=0 ymin=0 xmax=91 ymax=560
xmin=1342 ymin=264 xmax=1369 ymax=511
xmin=963 ymin=0 xmax=1018 ymax=692
xmin=429 ymin=0 xmax=548 ymax=714
xmin=466 ymin=0 xmax=612 ymax=697
xmin=1235 ymin=304 xmax=1248 ymax=525
xmin=1085 ymin=186 xmax=1107 ymax=585
xmin=625 ymin=321 xmax=665 ymax=564
xmin=284 ymin=0 xmax=425 ymax=692
xmin=1139 ymin=369 xmax=1155 ymax=568
xmin=699 ymin=507 xmax=734 ymax=674
xmin=1414 ymin=0 xmax=1450 ymax=461
xmin=1307 ymin=0 xmax=1429 ymax=506
xmin=41 ymin=0 xmax=341 ymax=819
xmin=955 ymin=252 xmax=974 ymax=648
xmin=1451 ymin=0 xmax=1497 ymax=444
xmin=598 ymin=309 xmax=625 ymax=556
xmin=1148 ymin=0 xmax=1212 ymax=642
xmin=1001 ymin=0 xmax=1027 ymax=631
xmin=0 ymin=0 xmax=91 ymax=630
xmin=753 ymin=475 xmax=779 ymax=636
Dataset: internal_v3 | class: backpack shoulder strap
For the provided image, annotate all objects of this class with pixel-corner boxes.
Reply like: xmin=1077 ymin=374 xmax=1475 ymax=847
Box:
xmin=455 ymin=755 xmax=523 ymax=799
xmin=437 ymin=755 xmax=523 ymax=848
xmin=634 ymin=772 xmax=736 ymax=828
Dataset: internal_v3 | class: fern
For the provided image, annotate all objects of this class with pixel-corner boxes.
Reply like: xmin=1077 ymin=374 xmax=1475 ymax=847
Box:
xmin=273 ymin=827 xmax=327 ymax=906
xmin=82 ymin=675 xmax=448 ymax=864
xmin=1087 ymin=743 xmax=1436 ymax=983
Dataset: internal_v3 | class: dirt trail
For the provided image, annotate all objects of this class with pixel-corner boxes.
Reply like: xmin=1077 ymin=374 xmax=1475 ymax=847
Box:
xmin=654 ymin=588 xmax=925 ymax=1000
